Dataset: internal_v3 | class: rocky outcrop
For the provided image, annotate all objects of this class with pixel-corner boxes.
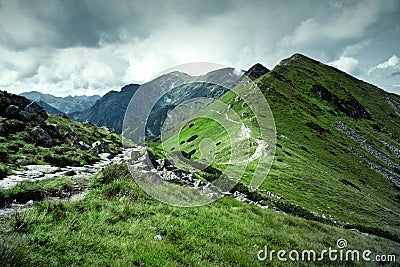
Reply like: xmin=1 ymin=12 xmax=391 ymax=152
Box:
xmin=312 ymin=84 xmax=371 ymax=119
xmin=387 ymin=98 xmax=400 ymax=116
xmin=90 ymin=140 xmax=110 ymax=154
xmin=31 ymin=126 xmax=53 ymax=147
xmin=245 ymin=63 xmax=269 ymax=80
xmin=0 ymin=91 xmax=48 ymax=124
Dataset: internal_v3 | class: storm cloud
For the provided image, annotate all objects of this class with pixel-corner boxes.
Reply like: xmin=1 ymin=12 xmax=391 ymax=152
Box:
xmin=0 ymin=0 xmax=399 ymax=96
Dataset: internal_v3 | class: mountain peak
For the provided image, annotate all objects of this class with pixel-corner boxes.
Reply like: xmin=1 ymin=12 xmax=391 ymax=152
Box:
xmin=121 ymin=84 xmax=140 ymax=93
xmin=245 ymin=63 xmax=269 ymax=80
xmin=279 ymin=53 xmax=322 ymax=67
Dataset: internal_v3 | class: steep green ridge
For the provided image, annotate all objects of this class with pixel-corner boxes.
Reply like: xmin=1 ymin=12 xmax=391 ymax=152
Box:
xmin=159 ymin=54 xmax=400 ymax=237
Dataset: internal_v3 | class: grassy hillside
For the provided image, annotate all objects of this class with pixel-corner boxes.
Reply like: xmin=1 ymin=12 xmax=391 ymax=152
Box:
xmin=1 ymin=163 xmax=398 ymax=266
xmin=158 ymin=54 xmax=400 ymax=238
xmin=1 ymin=55 xmax=399 ymax=266
xmin=0 ymin=114 xmax=122 ymax=171
xmin=0 ymin=90 xmax=122 ymax=178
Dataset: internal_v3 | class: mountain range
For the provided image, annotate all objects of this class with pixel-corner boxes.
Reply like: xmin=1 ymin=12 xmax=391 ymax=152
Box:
xmin=17 ymin=54 xmax=400 ymax=236
xmin=20 ymin=91 xmax=101 ymax=114
xmin=69 ymin=84 xmax=140 ymax=133
xmin=2 ymin=53 xmax=400 ymax=265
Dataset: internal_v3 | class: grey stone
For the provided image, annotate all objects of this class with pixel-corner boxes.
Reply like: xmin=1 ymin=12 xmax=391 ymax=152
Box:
xmin=154 ymin=235 xmax=162 ymax=241
xmin=25 ymin=165 xmax=59 ymax=174
xmin=65 ymin=131 xmax=82 ymax=143
xmin=24 ymin=102 xmax=48 ymax=121
xmin=5 ymin=105 xmax=20 ymax=118
xmin=90 ymin=140 xmax=110 ymax=154
xmin=99 ymin=153 xmax=113 ymax=161
xmin=31 ymin=126 xmax=53 ymax=147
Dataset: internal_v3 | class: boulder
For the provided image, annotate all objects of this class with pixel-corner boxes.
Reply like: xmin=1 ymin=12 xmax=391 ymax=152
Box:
xmin=24 ymin=102 xmax=48 ymax=121
xmin=25 ymin=165 xmax=59 ymax=174
xmin=90 ymin=140 xmax=110 ymax=154
xmin=31 ymin=126 xmax=53 ymax=147
xmin=44 ymin=124 xmax=62 ymax=139
xmin=99 ymin=153 xmax=113 ymax=160
xmin=5 ymin=105 xmax=20 ymax=118
xmin=65 ymin=131 xmax=82 ymax=143
xmin=19 ymin=110 xmax=33 ymax=121
xmin=8 ymin=93 xmax=31 ymax=109
xmin=78 ymin=141 xmax=91 ymax=150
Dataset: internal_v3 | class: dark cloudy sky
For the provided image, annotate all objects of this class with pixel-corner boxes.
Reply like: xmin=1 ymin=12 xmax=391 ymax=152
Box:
xmin=0 ymin=0 xmax=399 ymax=96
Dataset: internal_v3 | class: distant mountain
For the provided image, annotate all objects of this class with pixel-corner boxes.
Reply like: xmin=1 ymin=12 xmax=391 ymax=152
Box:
xmin=36 ymin=100 xmax=63 ymax=114
xmin=69 ymin=84 xmax=141 ymax=134
xmin=20 ymin=91 xmax=101 ymax=114
xmin=71 ymin=68 xmax=243 ymax=135
xmin=123 ymin=68 xmax=243 ymax=140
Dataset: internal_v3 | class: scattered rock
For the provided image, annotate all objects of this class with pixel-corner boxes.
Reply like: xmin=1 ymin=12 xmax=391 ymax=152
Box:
xmin=64 ymin=170 xmax=77 ymax=176
xmin=44 ymin=124 xmax=63 ymax=139
xmin=65 ymin=131 xmax=82 ymax=143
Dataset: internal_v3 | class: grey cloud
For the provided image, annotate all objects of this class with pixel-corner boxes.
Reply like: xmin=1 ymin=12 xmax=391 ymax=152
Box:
xmin=392 ymin=72 xmax=400 ymax=77
xmin=0 ymin=0 xmax=399 ymax=96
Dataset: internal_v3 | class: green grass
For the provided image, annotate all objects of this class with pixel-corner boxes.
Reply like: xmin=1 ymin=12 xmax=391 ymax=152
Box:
xmin=0 ymin=177 xmax=72 ymax=205
xmin=1 ymin=163 xmax=398 ymax=266
xmin=0 ymin=114 xmax=122 ymax=169
xmin=153 ymin=54 xmax=400 ymax=240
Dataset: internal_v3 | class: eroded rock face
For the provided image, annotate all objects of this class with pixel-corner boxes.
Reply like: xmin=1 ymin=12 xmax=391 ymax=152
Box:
xmin=31 ymin=126 xmax=53 ymax=147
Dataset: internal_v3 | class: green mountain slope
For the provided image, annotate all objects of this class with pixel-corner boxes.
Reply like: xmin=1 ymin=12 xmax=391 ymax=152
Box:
xmin=159 ymin=54 xmax=400 ymax=237
xmin=2 ymin=55 xmax=400 ymax=266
